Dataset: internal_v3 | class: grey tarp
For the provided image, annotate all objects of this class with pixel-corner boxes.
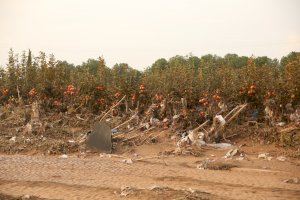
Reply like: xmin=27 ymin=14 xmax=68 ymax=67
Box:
xmin=86 ymin=122 xmax=112 ymax=153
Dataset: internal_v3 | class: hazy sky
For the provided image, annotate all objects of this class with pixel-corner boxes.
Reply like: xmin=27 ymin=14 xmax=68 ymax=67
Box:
xmin=0 ymin=0 xmax=299 ymax=69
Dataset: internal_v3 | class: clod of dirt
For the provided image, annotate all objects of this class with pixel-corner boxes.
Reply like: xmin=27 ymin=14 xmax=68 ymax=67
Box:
xmin=197 ymin=160 xmax=237 ymax=170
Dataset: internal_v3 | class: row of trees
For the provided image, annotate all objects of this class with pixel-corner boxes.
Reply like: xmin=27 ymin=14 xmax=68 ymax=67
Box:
xmin=0 ymin=49 xmax=299 ymax=112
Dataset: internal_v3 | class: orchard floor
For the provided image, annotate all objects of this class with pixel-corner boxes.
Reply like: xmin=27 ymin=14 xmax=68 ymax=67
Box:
xmin=0 ymin=139 xmax=300 ymax=200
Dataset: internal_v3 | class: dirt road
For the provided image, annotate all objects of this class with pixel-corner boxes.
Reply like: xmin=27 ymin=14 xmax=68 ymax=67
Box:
xmin=0 ymin=144 xmax=300 ymax=200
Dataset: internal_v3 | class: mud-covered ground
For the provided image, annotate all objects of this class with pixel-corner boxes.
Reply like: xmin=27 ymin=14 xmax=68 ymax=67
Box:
xmin=1 ymin=141 xmax=300 ymax=200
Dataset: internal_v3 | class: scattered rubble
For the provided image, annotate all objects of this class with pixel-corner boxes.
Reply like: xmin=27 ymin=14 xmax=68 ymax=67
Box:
xmin=114 ymin=185 xmax=220 ymax=199
xmin=0 ymin=95 xmax=299 ymax=157
xmin=258 ymin=153 xmax=273 ymax=161
xmin=276 ymin=156 xmax=287 ymax=162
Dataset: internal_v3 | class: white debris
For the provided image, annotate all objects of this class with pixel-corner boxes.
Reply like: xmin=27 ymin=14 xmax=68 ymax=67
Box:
xmin=225 ymin=148 xmax=239 ymax=158
xmin=197 ymin=140 xmax=206 ymax=147
xmin=276 ymin=156 xmax=287 ymax=162
xmin=59 ymin=154 xmax=68 ymax=159
xmin=150 ymin=117 xmax=160 ymax=126
xmin=190 ymin=132 xmax=206 ymax=147
xmin=188 ymin=131 xmax=197 ymax=143
xmin=173 ymin=115 xmax=180 ymax=120
xmin=163 ymin=118 xmax=169 ymax=123
xmin=40 ymin=135 xmax=46 ymax=141
xmin=218 ymin=102 xmax=228 ymax=112
xmin=9 ymin=136 xmax=16 ymax=143
xmin=258 ymin=153 xmax=272 ymax=160
xmin=23 ymin=123 xmax=32 ymax=134
xmin=276 ymin=122 xmax=286 ymax=127
xmin=100 ymin=153 xmax=112 ymax=158
xmin=290 ymin=108 xmax=300 ymax=122
xmin=198 ymin=132 xmax=205 ymax=140
xmin=170 ymin=135 xmax=177 ymax=140
xmin=206 ymin=143 xmax=232 ymax=149
xmin=177 ymin=136 xmax=189 ymax=147
xmin=145 ymin=123 xmax=150 ymax=129
xmin=215 ymin=115 xmax=226 ymax=126
xmin=265 ymin=106 xmax=274 ymax=120
xmin=122 ymin=158 xmax=133 ymax=164
xmin=68 ymin=139 xmax=75 ymax=143
xmin=78 ymin=133 xmax=87 ymax=144
xmin=188 ymin=188 xmax=196 ymax=193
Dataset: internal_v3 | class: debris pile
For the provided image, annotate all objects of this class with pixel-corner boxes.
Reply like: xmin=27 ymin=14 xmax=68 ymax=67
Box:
xmin=114 ymin=185 xmax=221 ymax=199
xmin=0 ymin=92 xmax=299 ymax=155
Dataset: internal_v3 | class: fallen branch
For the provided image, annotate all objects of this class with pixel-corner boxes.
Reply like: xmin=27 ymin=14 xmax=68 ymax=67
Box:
xmin=192 ymin=120 xmax=210 ymax=133
xmin=139 ymin=130 xmax=163 ymax=145
xmin=133 ymin=155 xmax=161 ymax=161
xmin=226 ymin=104 xmax=247 ymax=124
xmin=224 ymin=105 xmax=240 ymax=119
xmin=112 ymin=113 xmax=137 ymax=130
xmin=99 ymin=95 xmax=126 ymax=122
